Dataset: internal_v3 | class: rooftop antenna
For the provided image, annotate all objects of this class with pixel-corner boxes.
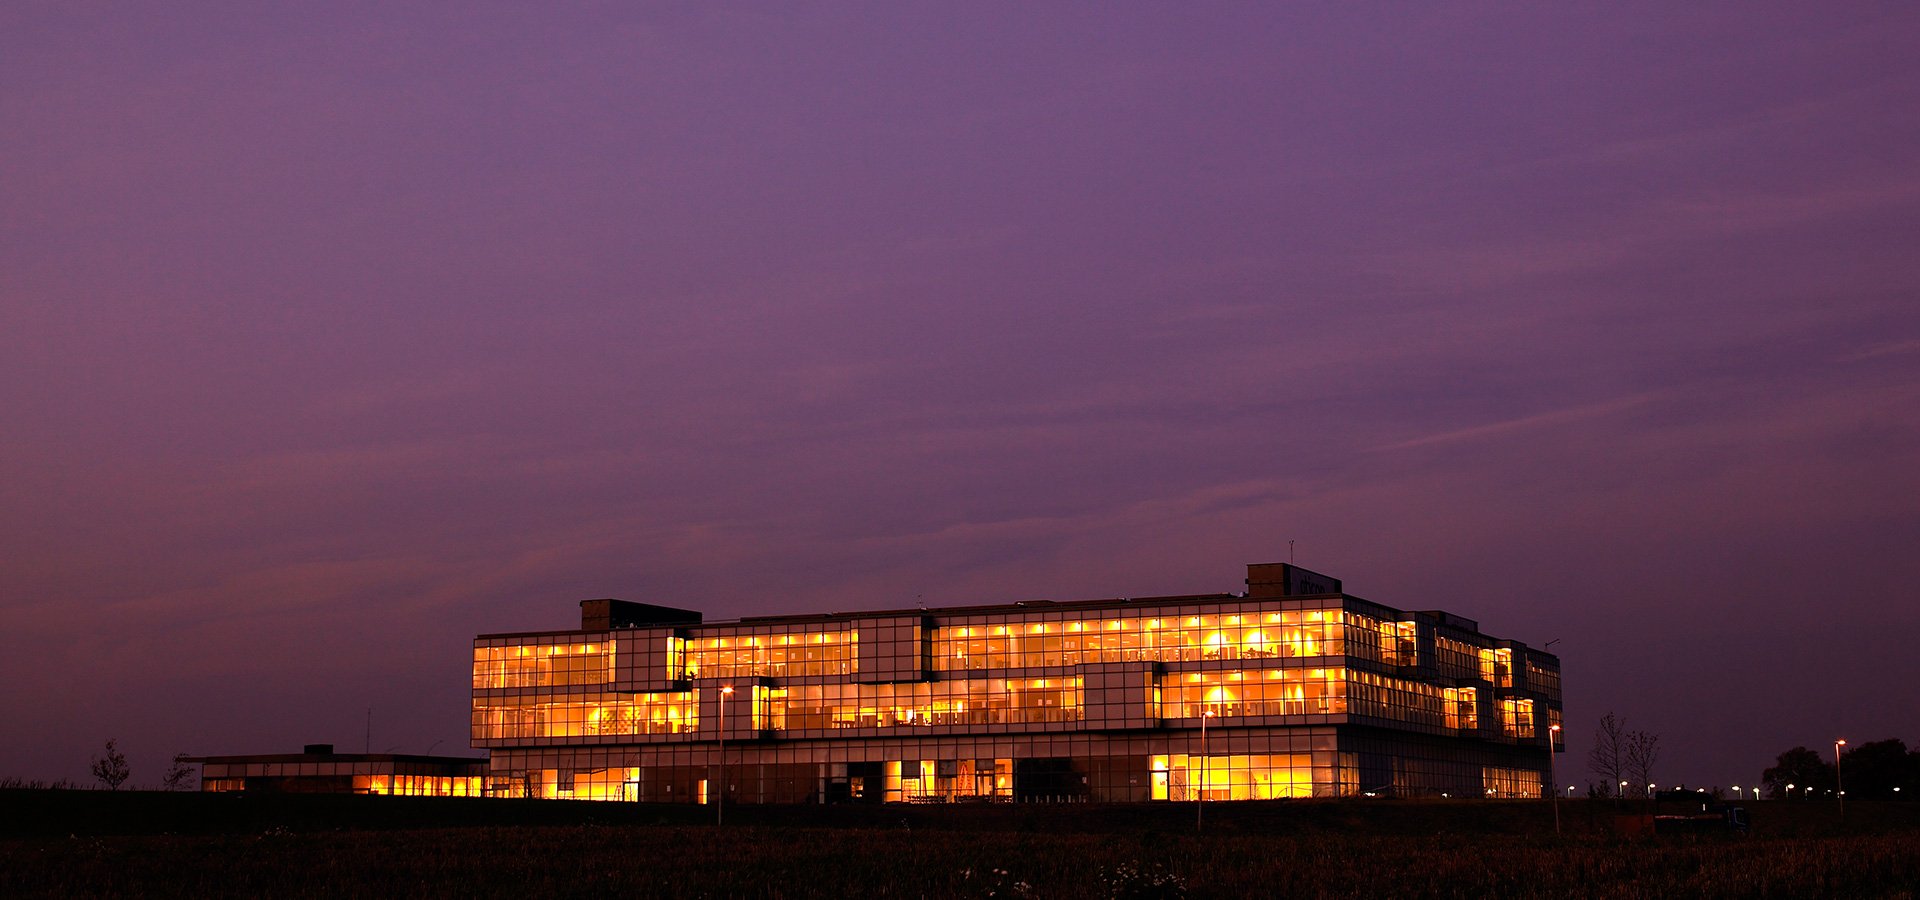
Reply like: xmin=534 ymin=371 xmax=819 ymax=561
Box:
xmin=365 ymin=707 xmax=371 ymax=754
xmin=1290 ymin=540 xmax=1295 ymax=564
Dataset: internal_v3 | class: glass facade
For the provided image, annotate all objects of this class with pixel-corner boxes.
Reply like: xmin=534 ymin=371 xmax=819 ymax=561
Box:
xmin=470 ymin=563 xmax=1563 ymax=803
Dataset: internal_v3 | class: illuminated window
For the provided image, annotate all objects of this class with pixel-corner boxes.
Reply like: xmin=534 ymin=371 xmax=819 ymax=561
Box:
xmin=1152 ymin=753 xmax=1322 ymax=800
xmin=1445 ymin=687 xmax=1478 ymax=731
xmin=770 ymin=677 xmax=1082 ymax=730
xmin=1483 ymin=765 xmax=1542 ymax=798
xmin=1480 ymin=647 xmax=1513 ymax=688
xmin=683 ymin=630 xmax=857 ymax=679
xmin=1500 ymin=698 xmax=1535 ymax=739
xmin=472 ymin=641 xmax=614 ymax=689
xmin=1161 ymin=669 xmax=1348 ymax=719
xmin=473 ymin=690 xmax=699 ymax=741
xmin=929 ymin=609 xmax=1352 ymax=671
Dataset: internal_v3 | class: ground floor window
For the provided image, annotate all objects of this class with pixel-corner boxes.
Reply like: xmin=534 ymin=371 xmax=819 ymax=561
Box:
xmin=1149 ymin=753 xmax=1334 ymax=800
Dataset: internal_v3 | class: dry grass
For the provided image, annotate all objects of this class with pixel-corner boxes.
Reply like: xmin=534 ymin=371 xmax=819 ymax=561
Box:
xmin=2 ymin=796 xmax=1916 ymax=898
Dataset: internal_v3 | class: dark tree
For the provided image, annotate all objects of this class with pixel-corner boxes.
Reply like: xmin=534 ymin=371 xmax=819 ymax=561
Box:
xmin=1624 ymin=730 xmax=1660 ymax=793
xmin=90 ymin=738 xmax=130 ymax=791
xmin=162 ymin=753 xmax=197 ymax=792
xmin=1837 ymin=739 xmax=1910 ymax=800
xmin=1762 ymin=746 xmax=1831 ymax=798
xmin=1587 ymin=711 xmax=1626 ymax=796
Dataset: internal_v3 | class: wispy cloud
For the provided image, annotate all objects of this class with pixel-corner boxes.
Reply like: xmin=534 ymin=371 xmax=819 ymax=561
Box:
xmin=1839 ymin=339 xmax=1920 ymax=363
xmin=1368 ymin=393 xmax=1657 ymax=452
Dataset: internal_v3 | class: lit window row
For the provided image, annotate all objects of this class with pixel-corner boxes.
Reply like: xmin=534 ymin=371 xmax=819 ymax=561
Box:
xmin=930 ymin=612 xmax=1347 ymax=670
xmin=355 ymin=775 xmax=483 ymax=796
xmin=682 ymin=630 xmax=857 ymax=679
xmin=472 ymin=642 xmax=613 ymax=689
xmin=767 ymin=677 xmax=1083 ymax=730
xmin=1434 ymin=637 xmax=1481 ymax=680
xmin=1483 ymin=765 xmax=1542 ymax=798
xmin=473 ymin=691 xmax=698 ymax=740
xmin=1346 ymin=669 xmax=1448 ymax=728
xmin=1159 ymin=669 xmax=1346 ymax=719
xmin=1149 ymin=753 xmax=1350 ymax=800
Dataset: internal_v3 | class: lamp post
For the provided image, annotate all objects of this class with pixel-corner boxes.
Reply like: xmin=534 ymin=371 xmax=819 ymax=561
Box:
xmin=1835 ymin=738 xmax=1847 ymax=820
xmin=1619 ymin=780 xmax=1627 ymax=799
xmin=1733 ymin=785 xmax=1742 ymax=800
xmin=1197 ymin=710 xmax=1215 ymax=832
xmin=716 ymin=685 xmax=734 ymax=826
xmin=1548 ymin=723 xmax=1562 ymax=835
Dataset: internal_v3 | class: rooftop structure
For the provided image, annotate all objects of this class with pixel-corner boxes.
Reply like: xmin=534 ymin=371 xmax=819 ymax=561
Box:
xmin=472 ymin=563 xmax=1562 ymax=803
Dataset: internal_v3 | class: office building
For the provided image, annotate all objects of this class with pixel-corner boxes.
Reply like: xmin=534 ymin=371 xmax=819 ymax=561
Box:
xmin=471 ymin=563 xmax=1562 ymax=802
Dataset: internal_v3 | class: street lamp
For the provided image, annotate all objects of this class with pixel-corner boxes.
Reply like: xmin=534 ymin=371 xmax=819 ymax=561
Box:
xmin=1548 ymin=723 xmax=1562 ymax=834
xmin=1619 ymin=780 xmax=1628 ymax=798
xmin=716 ymin=685 xmax=734 ymax=826
xmin=1647 ymin=783 xmax=1656 ymax=799
xmin=1197 ymin=710 xmax=1215 ymax=832
xmin=1733 ymin=785 xmax=1742 ymax=800
xmin=1835 ymin=738 xmax=1847 ymax=820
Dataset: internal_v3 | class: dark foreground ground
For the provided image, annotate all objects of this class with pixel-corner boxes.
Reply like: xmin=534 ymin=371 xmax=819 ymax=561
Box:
xmin=3 ymin=792 xmax=1917 ymax=898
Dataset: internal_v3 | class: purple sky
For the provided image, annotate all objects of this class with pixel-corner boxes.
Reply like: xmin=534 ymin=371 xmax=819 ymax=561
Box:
xmin=5 ymin=3 xmax=1918 ymax=789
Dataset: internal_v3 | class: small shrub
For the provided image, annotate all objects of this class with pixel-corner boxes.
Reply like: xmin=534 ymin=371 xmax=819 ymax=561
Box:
xmin=1101 ymin=860 xmax=1188 ymax=899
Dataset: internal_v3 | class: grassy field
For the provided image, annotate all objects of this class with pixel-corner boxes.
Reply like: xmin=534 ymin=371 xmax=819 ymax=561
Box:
xmin=2 ymin=793 xmax=1916 ymax=898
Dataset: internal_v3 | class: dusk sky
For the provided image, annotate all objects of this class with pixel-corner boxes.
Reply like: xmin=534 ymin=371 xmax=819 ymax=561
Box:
xmin=5 ymin=3 xmax=1918 ymax=789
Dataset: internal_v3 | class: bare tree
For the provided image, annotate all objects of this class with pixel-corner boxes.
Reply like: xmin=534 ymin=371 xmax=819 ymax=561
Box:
xmin=162 ymin=753 xmax=197 ymax=792
xmin=1587 ymin=711 xmax=1626 ymax=796
xmin=90 ymin=738 xmax=130 ymax=791
xmin=1625 ymin=730 xmax=1661 ymax=794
